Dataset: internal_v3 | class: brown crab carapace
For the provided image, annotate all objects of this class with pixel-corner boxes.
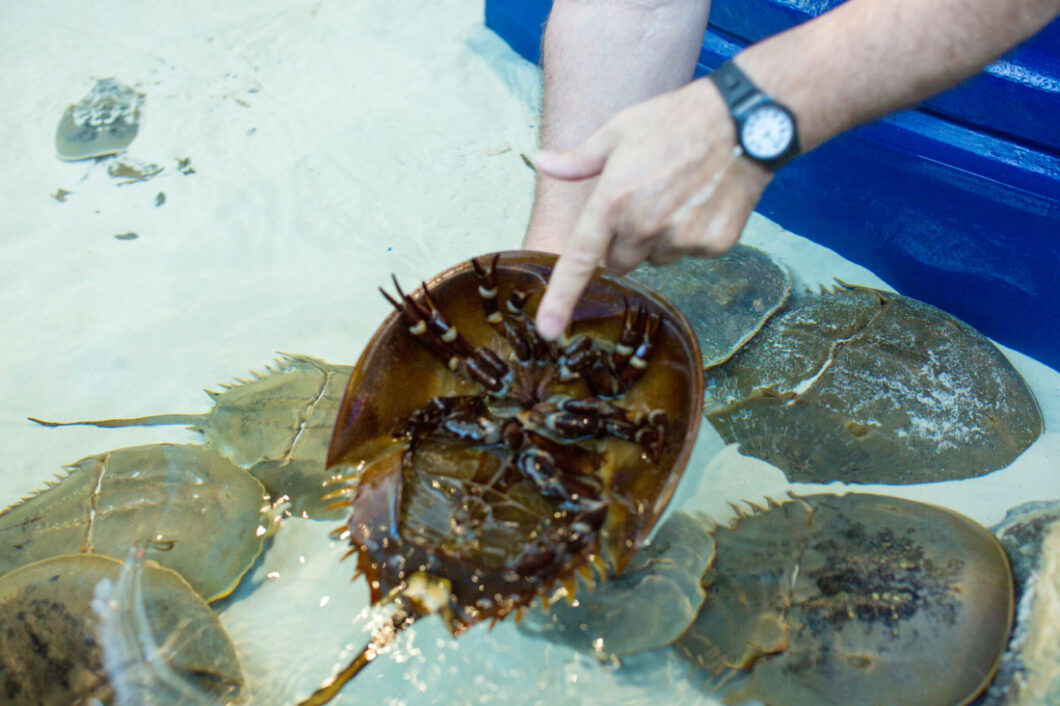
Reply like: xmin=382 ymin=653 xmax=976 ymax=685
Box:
xmin=298 ymin=251 xmax=703 ymax=704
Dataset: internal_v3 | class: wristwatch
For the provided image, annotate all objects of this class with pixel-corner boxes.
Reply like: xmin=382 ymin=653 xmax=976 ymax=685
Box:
xmin=709 ymin=60 xmax=800 ymax=170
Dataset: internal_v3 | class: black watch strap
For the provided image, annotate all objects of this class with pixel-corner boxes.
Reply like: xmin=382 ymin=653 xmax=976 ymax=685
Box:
xmin=710 ymin=60 xmax=760 ymax=113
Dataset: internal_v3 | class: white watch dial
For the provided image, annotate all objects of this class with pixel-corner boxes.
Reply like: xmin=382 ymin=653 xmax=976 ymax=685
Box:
xmin=740 ymin=104 xmax=795 ymax=160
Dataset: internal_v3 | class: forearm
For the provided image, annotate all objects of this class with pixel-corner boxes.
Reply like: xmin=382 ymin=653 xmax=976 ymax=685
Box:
xmin=527 ymin=0 xmax=711 ymax=250
xmin=737 ymin=0 xmax=1060 ymax=152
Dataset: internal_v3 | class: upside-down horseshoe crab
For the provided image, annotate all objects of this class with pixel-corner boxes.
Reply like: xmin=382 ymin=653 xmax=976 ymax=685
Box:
xmin=298 ymin=251 xmax=704 ymax=704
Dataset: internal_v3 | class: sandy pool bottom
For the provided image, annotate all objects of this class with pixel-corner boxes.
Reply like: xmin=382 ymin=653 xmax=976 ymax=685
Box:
xmin=0 ymin=0 xmax=1057 ymax=704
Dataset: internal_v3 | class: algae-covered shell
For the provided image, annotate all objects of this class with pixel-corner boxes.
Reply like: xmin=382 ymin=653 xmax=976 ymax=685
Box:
xmin=677 ymin=493 xmax=1014 ymax=706
xmin=629 ymin=244 xmax=791 ymax=367
xmin=0 ymin=553 xmax=243 ymax=705
xmin=55 ymin=78 xmax=144 ymax=160
xmin=0 ymin=443 xmax=271 ymax=602
xmin=705 ymin=286 xmax=1043 ymax=484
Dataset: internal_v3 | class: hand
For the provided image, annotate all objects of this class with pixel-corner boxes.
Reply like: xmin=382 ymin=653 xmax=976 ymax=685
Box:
xmin=531 ymin=77 xmax=774 ymax=340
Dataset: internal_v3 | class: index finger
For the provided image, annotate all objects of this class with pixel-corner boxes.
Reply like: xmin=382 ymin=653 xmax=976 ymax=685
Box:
xmin=534 ymin=199 xmax=613 ymax=341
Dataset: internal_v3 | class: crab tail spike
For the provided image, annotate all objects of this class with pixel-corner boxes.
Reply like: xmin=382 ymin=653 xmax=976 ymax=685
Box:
xmin=514 ymin=606 xmax=526 ymax=625
xmin=540 ymin=592 xmax=551 ymax=612
xmin=297 ymin=605 xmax=418 ymax=706
xmin=28 ymin=413 xmax=205 ymax=429
xmin=324 ymin=500 xmax=356 ymax=512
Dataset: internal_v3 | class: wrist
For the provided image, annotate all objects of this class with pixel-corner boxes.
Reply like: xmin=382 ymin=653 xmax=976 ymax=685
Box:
xmin=733 ymin=13 xmax=859 ymax=154
xmin=708 ymin=60 xmax=801 ymax=170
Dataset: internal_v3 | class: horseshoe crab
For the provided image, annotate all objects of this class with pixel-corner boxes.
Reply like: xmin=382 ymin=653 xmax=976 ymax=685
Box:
xmin=629 ymin=244 xmax=791 ymax=367
xmin=517 ymin=510 xmax=716 ymax=660
xmin=705 ymin=285 xmax=1043 ymax=484
xmin=983 ymin=498 xmax=1060 ymax=704
xmin=298 ymin=251 xmax=704 ymax=704
xmin=676 ymin=493 xmax=1014 ymax=705
xmin=0 ymin=443 xmax=273 ymax=602
xmin=0 ymin=552 xmax=243 ymax=705
xmin=31 ymin=354 xmax=353 ymax=519
xmin=55 ymin=78 xmax=144 ymax=161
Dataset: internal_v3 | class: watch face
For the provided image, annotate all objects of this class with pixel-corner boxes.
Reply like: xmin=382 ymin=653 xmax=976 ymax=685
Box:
xmin=740 ymin=104 xmax=795 ymax=161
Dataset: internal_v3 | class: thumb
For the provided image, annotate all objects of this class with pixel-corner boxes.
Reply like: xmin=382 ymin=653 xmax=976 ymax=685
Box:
xmin=534 ymin=127 xmax=618 ymax=181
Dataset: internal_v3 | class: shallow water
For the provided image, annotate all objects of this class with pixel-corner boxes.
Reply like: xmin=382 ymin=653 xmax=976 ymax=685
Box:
xmin=1 ymin=1 xmax=1058 ymax=704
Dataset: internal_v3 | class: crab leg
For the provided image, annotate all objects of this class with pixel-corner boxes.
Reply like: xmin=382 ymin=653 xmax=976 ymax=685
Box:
xmin=419 ymin=282 xmax=509 ymax=382
xmin=563 ymin=341 xmax=619 ymax=397
xmin=381 ymin=277 xmax=508 ymax=392
xmin=611 ymin=300 xmax=641 ymax=373
xmin=615 ymin=310 xmax=661 ymax=393
xmin=472 ymin=255 xmax=534 ymax=361
xmin=499 ymin=285 xmax=556 ymax=361
xmin=531 ymin=397 xmax=668 ymax=462
xmin=514 ymin=445 xmax=605 ymax=514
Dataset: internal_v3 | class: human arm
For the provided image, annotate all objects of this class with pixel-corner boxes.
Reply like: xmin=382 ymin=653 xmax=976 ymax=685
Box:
xmin=530 ymin=0 xmax=1060 ymax=340
xmin=524 ymin=0 xmax=712 ymax=254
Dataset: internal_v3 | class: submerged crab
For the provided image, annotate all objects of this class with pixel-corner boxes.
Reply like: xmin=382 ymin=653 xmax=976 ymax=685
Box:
xmin=0 ymin=553 xmax=244 ymax=705
xmin=0 ymin=443 xmax=273 ymax=602
xmin=299 ymin=251 xmax=704 ymax=704
xmin=677 ymin=493 xmax=1014 ymax=705
xmin=29 ymin=354 xmax=353 ymax=519
xmin=704 ymin=285 xmax=1042 ymax=484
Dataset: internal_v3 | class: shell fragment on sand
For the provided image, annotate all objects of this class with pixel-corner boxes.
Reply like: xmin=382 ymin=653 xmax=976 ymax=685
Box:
xmin=55 ymin=78 xmax=144 ymax=161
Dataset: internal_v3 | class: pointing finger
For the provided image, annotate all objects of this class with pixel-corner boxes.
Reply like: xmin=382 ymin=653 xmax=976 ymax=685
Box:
xmin=535 ymin=195 xmax=614 ymax=340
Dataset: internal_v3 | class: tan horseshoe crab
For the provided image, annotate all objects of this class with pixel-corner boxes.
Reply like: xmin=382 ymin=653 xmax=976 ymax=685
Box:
xmin=677 ymin=493 xmax=1014 ymax=705
xmin=704 ymin=285 xmax=1043 ymax=484
xmin=30 ymin=354 xmax=353 ymax=519
xmin=297 ymin=251 xmax=704 ymax=704
xmin=0 ymin=552 xmax=244 ymax=705
xmin=0 ymin=443 xmax=273 ymax=602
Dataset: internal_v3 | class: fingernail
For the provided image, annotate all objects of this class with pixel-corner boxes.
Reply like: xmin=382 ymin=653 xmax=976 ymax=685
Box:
xmin=536 ymin=311 xmax=564 ymax=341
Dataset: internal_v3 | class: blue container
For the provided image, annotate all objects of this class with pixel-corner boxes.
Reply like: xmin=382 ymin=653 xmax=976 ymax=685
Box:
xmin=485 ymin=0 xmax=1060 ymax=371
